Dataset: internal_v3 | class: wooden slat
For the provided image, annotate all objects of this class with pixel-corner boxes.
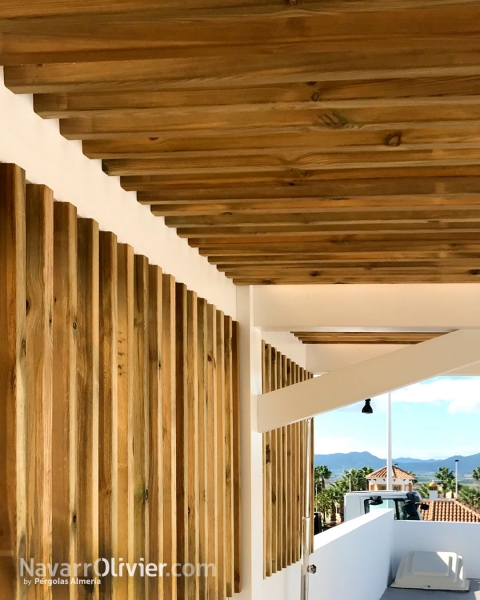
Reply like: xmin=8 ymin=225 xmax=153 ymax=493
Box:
xmin=0 ymin=164 xmax=26 ymax=600
xmin=132 ymin=256 xmax=149 ymax=599
xmin=206 ymin=303 xmax=218 ymax=600
xmin=25 ymin=184 xmax=54 ymax=600
xmin=292 ymin=332 xmax=446 ymax=344
xmin=270 ymin=348 xmax=278 ymax=575
xmin=262 ymin=343 xmax=272 ymax=578
xmin=76 ymin=218 xmax=100 ymax=598
xmin=7 ymin=46 xmax=480 ymax=94
xmin=285 ymin=359 xmax=293 ymax=569
xmin=216 ymin=310 xmax=227 ymax=599
xmin=117 ymin=244 xmax=134 ymax=600
xmin=197 ymin=298 xmax=208 ymax=600
xmin=98 ymin=231 xmax=118 ymax=599
xmin=276 ymin=355 xmax=284 ymax=571
xmin=148 ymin=265 xmax=163 ymax=600
xmin=186 ymin=290 xmax=200 ymax=600
xmin=224 ymin=316 xmax=235 ymax=595
xmin=52 ymin=201 xmax=78 ymax=600
xmin=175 ymin=282 xmax=188 ymax=599
xmin=161 ymin=274 xmax=177 ymax=600
xmin=281 ymin=356 xmax=288 ymax=570
xmin=232 ymin=321 xmax=241 ymax=594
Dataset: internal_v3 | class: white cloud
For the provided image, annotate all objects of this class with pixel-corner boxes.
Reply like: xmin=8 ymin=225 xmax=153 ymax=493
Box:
xmin=384 ymin=377 xmax=480 ymax=414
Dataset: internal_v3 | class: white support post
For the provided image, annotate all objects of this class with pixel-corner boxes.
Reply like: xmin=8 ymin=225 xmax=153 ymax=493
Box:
xmin=386 ymin=392 xmax=393 ymax=491
xmin=235 ymin=286 xmax=264 ymax=600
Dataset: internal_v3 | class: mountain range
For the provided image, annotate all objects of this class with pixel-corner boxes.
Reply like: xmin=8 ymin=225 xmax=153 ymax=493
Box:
xmin=314 ymin=451 xmax=480 ymax=474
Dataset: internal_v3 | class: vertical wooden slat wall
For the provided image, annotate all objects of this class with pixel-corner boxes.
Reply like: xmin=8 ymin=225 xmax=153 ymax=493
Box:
xmin=0 ymin=163 xmax=241 ymax=600
xmin=262 ymin=342 xmax=314 ymax=578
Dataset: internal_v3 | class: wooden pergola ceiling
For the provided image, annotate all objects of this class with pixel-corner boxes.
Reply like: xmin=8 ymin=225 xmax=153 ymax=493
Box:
xmin=2 ymin=1 xmax=480 ymax=284
xmin=291 ymin=332 xmax=448 ymax=344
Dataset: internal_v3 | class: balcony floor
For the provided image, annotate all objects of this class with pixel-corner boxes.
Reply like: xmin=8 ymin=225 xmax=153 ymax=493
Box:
xmin=381 ymin=580 xmax=480 ymax=599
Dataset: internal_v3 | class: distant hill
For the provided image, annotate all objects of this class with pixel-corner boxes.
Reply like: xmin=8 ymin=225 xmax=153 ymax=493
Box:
xmin=315 ymin=452 xmax=480 ymax=475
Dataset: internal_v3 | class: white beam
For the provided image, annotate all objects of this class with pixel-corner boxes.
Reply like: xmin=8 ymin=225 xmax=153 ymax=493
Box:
xmin=257 ymin=329 xmax=480 ymax=432
xmin=254 ymin=284 xmax=480 ymax=330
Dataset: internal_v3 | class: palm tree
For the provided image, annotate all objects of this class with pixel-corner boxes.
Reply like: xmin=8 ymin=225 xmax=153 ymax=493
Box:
xmin=342 ymin=466 xmax=373 ymax=492
xmin=459 ymin=485 xmax=480 ymax=509
xmin=330 ymin=479 xmax=349 ymax=522
xmin=418 ymin=483 xmax=432 ymax=499
xmin=472 ymin=467 xmax=480 ymax=483
xmin=316 ymin=489 xmax=331 ymax=526
xmin=314 ymin=465 xmax=332 ymax=493
xmin=435 ymin=467 xmax=456 ymax=497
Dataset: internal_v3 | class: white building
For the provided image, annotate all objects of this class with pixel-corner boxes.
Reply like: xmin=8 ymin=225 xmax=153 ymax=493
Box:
xmin=367 ymin=466 xmax=416 ymax=492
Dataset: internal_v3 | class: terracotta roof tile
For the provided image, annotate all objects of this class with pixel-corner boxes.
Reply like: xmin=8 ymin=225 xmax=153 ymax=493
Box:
xmin=366 ymin=466 xmax=415 ymax=480
xmin=420 ymin=500 xmax=480 ymax=523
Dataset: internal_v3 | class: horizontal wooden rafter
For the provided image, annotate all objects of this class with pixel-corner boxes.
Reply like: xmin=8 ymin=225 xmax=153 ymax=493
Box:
xmin=291 ymin=332 xmax=448 ymax=344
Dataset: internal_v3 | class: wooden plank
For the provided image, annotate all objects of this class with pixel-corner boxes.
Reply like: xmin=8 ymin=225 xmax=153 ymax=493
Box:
xmin=0 ymin=164 xmax=26 ymax=600
xmin=52 ymin=201 xmax=78 ymax=600
xmin=232 ymin=321 xmax=241 ymax=594
xmin=234 ymin=274 xmax=480 ymax=285
xmin=285 ymin=359 xmax=293 ymax=569
xmin=197 ymin=298 xmax=208 ymax=600
xmin=77 ymin=218 xmax=100 ymax=599
xmin=276 ymin=353 xmax=284 ymax=572
xmin=7 ymin=47 xmax=480 ymax=94
xmin=262 ymin=343 xmax=272 ymax=579
xmin=60 ymin=104 xmax=480 ymax=141
xmin=175 ymin=282 xmax=188 ymax=599
xmin=281 ymin=356 xmax=288 ymax=570
xmin=292 ymin=332 xmax=446 ymax=344
xmin=83 ymin=125 xmax=480 ymax=159
xmin=25 ymin=184 xmax=54 ymax=600
xmin=148 ymin=265 xmax=163 ymax=600
xmin=0 ymin=0 xmax=478 ymax=19
xmin=132 ymin=255 xmax=149 ymax=600
xmin=206 ymin=303 xmax=218 ymax=600
xmin=186 ymin=290 xmax=200 ymax=600
xmin=270 ymin=348 xmax=278 ymax=575
xmin=116 ymin=244 xmax=134 ymax=600
xmin=98 ymin=231 xmax=118 ymax=599
xmin=161 ymin=275 xmax=177 ymax=600
xmin=216 ymin=310 xmax=227 ymax=599
xmin=224 ymin=316 xmax=235 ymax=595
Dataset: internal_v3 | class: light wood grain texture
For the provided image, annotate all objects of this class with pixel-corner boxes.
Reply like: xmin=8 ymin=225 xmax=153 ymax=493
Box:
xmin=76 ymin=218 xmax=100 ymax=599
xmin=186 ymin=290 xmax=200 ymax=600
xmin=216 ymin=310 xmax=227 ymax=599
xmin=132 ymin=256 xmax=149 ymax=600
xmin=98 ymin=231 xmax=118 ymax=599
xmin=148 ymin=265 xmax=163 ymax=600
xmin=25 ymin=184 xmax=54 ymax=600
xmin=0 ymin=164 xmax=27 ymax=600
xmin=52 ymin=202 xmax=78 ymax=600
xmin=175 ymin=282 xmax=188 ymax=599
xmin=161 ymin=274 xmax=177 ymax=600
xmin=117 ymin=244 xmax=134 ymax=600
xmin=206 ymin=303 xmax=219 ymax=600
xmin=223 ymin=316 xmax=235 ymax=597
xmin=232 ymin=321 xmax=241 ymax=594
xmin=197 ymin=298 xmax=209 ymax=600
xmin=292 ymin=332 xmax=447 ymax=344
xmin=263 ymin=343 xmax=272 ymax=578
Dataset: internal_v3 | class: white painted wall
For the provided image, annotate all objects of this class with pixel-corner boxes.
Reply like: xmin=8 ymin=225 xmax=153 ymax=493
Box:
xmin=0 ymin=71 xmax=236 ymax=317
xmin=307 ymin=344 xmax=407 ymax=374
xmin=262 ymin=510 xmax=394 ymax=600
xmin=261 ymin=331 xmax=307 ymax=370
xmin=392 ymin=521 xmax=480 ymax=579
xmin=255 ymin=284 xmax=480 ymax=330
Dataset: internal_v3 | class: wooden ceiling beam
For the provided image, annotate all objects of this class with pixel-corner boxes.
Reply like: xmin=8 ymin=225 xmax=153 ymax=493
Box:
xmin=6 ymin=48 xmax=480 ymax=94
xmin=81 ymin=126 xmax=480 ymax=158
xmin=231 ymin=273 xmax=480 ymax=285
xmin=291 ymin=332 xmax=445 ymax=344
xmin=165 ymin=209 xmax=480 ymax=227
xmin=149 ymin=197 xmax=480 ymax=217
xmin=0 ymin=0 xmax=477 ymax=19
xmin=196 ymin=239 xmax=480 ymax=256
xmin=120 ymin=166 xmax=480 ymax=192
xmin=32 ymin=78 xmax=480 ymax=119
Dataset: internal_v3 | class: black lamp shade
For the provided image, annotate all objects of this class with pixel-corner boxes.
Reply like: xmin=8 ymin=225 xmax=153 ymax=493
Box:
xmin=362 ymin=399 xmax=373 ymax=414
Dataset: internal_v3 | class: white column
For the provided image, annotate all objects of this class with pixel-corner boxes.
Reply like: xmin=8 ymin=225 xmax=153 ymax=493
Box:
xmin=235 ymin=286 xmax=264 ymax=600
xmin=386 ymin=392 xmax=393 ymax=491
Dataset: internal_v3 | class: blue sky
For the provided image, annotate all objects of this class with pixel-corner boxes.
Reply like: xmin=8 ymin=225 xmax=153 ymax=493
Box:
xmin=314 ymin=376 xmax=480 ymax=460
